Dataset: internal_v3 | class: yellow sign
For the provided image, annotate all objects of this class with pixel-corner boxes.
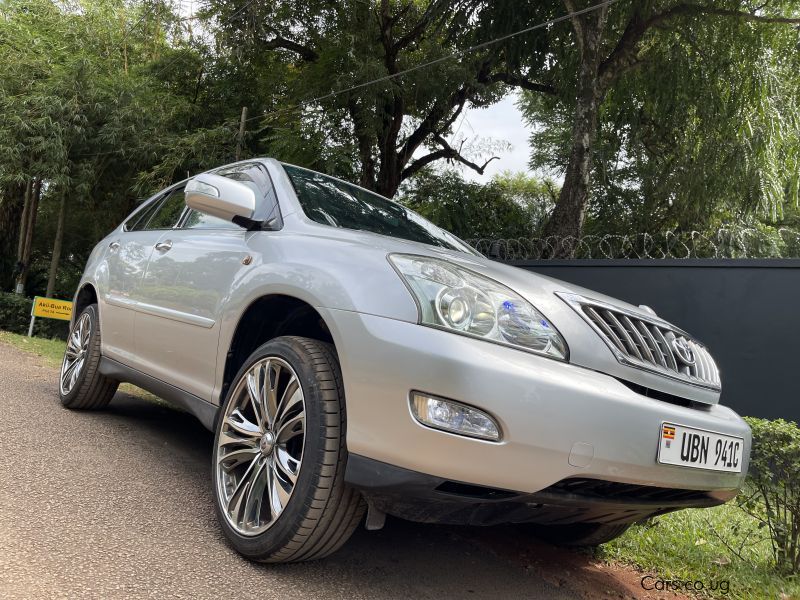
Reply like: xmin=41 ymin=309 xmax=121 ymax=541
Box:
xmin=31 ymin=296 xmax=73 ymax=321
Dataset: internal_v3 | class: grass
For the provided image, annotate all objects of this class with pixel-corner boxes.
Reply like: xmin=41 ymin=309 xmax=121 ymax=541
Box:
xmin=0 ymin=330 xmax=67 ymax=367
xmin=601 ymin=501 xmax=799 ymax=599
xmin=0 ymin=330 xmax=164 ymax=404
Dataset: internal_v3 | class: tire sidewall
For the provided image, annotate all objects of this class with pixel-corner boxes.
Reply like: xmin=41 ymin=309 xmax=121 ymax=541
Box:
xmin=59 ymin=304 xmax=100 ymax=405
xmin=211 ymin=336 xmax=340 ymax=558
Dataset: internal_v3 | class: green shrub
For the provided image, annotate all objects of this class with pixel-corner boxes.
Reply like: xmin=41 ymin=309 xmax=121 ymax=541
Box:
xmin=740 ymin=417 xmax=800 ymax=574
xmin=0 ymin=291 xmax=32 ymax=334
xmin=0 ymin=292 xmax=68 ymax=339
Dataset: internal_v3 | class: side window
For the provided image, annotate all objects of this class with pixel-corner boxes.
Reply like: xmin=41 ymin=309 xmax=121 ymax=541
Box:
xmin=143 ymin=187 xmax=187 ymax=230
xmin=181 ymin=209 xmax=240 ymax=230
xmin=125 ymin=196 xmax=163 ymax=232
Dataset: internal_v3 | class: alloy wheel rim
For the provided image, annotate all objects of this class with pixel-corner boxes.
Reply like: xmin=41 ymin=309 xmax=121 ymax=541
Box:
xmin=60 ymin=312 xmax=91 ymax=395
xmin=215 ymin=357 xmax=306 ymax=536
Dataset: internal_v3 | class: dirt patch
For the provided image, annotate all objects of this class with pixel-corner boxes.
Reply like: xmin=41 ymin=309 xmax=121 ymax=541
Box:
xmin=460 ymin=524 xmax=693 ymax=600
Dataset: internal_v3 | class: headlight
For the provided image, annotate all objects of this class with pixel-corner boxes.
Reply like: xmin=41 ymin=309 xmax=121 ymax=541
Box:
xmin=388 ymin=254 xmax=568 ymax=360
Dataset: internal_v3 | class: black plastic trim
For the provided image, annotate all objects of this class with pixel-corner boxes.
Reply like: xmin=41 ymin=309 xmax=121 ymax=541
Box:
xmin=99 ymin=357 xmax=218 ymax=430
xmin=616 ymin=378 xmax=711 ymax=410
xmin=345 ymin=454 xmax=732 ymax=526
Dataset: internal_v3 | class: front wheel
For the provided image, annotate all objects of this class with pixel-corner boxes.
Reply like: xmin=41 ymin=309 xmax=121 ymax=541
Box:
xmin=212 ymin=336 xmax=365 ymax=562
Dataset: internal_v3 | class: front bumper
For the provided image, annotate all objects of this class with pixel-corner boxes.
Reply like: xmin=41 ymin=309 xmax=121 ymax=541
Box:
xmin=319 ymin=308 xmax=750 ymax=518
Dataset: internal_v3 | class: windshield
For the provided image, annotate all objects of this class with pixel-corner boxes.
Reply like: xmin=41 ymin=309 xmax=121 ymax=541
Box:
xmin=282 ymin=164 xmax=479 ymax=255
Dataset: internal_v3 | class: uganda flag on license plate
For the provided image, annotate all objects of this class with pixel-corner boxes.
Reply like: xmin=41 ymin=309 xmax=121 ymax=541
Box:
xmin=662 ymin=425 xmax=676 ymax=440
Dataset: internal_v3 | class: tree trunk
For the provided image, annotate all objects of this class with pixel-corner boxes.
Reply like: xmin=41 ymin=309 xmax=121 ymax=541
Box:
xmin=15 ymin=178 xmax=41 ymax=295
xmin=0 ymin=183 xmax=26 ymax=291
xmin=375 ymin=157 xmax=402 ymax=199
xmin=542 ymin=4 xmax=607 ymax=258
xmin=46 ymin=194 xmax=66 ymax=298
xmin=16 ymin=179 xmax=32 ymax=262
xmin=235 ymin=106 xmax=248 ymax=161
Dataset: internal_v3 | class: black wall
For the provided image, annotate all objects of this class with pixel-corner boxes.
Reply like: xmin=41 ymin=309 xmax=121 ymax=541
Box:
xmin=511 ymin=259 xmax=799 ymax=422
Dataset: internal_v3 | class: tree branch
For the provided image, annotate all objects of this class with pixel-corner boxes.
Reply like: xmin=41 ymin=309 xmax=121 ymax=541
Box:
xmin=392 ymin=0 xmax=450 ymax=53
xmin=401 ymin=148 xmax=453 ymax=179
xmin=483 ymin=71 xmax=557 ymax=96
xmin=563 ymin=0 xmax=585 ymax=52
xmin=262 ymin=36 xmax=318 ymax=62
xmin=599 ymin=2 xmax=800 ymax=91
xmin=398 ymin=84 xmax=470 ymax=166
xmin=402 ymin=134 xmax=499 ymax=180
xmin=348 ymin=98 xmax=376 ymax=189
xmin=672 ymin=3 xmax=800 ymax=25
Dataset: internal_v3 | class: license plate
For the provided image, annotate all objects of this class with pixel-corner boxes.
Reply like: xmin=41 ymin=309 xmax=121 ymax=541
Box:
xmin=657 ymin=423 xmax=743 ymax=473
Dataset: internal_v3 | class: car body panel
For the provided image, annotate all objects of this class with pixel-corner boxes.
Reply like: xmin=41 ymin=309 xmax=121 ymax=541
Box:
xmin=100 ymin=229 xmax=163 ymax=365
xmin=134 ymin=228 xmax=250 ymax=400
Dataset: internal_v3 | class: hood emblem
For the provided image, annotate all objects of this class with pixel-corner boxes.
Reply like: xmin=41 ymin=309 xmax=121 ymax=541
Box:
xmin=671 ymin=337 xmax=696 ymax=366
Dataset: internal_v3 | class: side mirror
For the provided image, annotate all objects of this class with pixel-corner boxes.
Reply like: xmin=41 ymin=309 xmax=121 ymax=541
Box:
xmin=185 ymin=173 xmax=256 ymax=224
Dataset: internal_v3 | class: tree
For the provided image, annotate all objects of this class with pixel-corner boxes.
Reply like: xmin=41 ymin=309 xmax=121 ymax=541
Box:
xmin=520 ymin=0 xmax=800 ymax=256
xmin=202 ymin=0 xmax=564 ymax=198
xmin=0 ymin=0 xmax=217 ymax=294
xmin=398 ymin=169 xmax=555 ymax=239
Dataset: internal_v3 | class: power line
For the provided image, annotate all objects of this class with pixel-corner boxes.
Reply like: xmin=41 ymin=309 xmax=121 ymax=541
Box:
xmin=74 ymin=0 xmax=617 ymax=159
xmin=238 ymin=0 xmax=618 ymax=126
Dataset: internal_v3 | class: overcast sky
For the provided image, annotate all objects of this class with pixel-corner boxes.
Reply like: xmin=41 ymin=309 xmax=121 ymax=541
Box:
xmin=445 ymin=93 xmax=533 ymax=182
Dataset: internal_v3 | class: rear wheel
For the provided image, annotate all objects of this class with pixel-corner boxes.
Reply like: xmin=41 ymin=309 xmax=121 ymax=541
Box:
xmin=529 ymin=522 xmax=631 ymax=547
xmin=59 ymin=303 xmax=118 ymax=410
xmin=212 ymin=336 xmax=365 ymax=562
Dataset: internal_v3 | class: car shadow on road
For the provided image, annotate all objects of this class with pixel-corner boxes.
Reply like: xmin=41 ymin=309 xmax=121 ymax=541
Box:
xmin=99 ymin=392 xmax=643 ymax=600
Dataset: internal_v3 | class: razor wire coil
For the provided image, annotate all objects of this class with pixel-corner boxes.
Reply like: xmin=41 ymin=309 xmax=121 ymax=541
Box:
xmin=467 ymin=228 xmax=800 ymax=259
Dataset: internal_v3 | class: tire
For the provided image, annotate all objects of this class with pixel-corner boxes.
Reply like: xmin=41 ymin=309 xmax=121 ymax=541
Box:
xmin=212 ymin=335 xmax=366 ymax=562
xmin=529 ymin=522 xmax=631 ymax=547
xmin=59 ymin=303 xmax=118 ymax=410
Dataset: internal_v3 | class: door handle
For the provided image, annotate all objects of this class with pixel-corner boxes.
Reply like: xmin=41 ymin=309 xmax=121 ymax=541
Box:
xmin=108 ymin=240 xmax=120 ymax=251
xmin=154 ymin=240 xmax=173 ymax=252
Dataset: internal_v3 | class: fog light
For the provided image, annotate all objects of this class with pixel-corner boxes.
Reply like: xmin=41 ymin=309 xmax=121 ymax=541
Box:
xmin=410 ymin=392 xmax=501 ymax=441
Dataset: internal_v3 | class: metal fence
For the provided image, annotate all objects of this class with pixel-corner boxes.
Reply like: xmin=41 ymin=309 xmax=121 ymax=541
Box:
xmin=469 ymin=227 xmax=800 ymax=259
xmin=514 ymin=259 xmax=800 ymax=421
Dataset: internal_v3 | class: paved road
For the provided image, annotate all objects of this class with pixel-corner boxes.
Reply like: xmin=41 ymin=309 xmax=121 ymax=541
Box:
xmin=0 ymin=344 xmax=642 ymax=600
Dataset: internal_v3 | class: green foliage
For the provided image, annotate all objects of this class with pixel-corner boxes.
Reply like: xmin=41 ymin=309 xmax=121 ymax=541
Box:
xmin=740 ymin=417 xmax=800 ymax=574
xmin=202 ymin=0 xmax=559 ymax=196
xmin=521 ymin=0 xmax=800 ymax=238
xmin=397 ymin=169 xmax=555 ymax=240
xmin=3 ymin=0 xmax=800 ymax=299
xmin=0 ymin=0 xmax=261 ymax=294
xmin=0 ymin=292 xmax=32 ymax=334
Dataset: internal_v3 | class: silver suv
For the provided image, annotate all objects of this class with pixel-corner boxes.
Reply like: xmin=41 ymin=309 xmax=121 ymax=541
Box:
xmin=60 ymin=158 xmax=750 ymax=562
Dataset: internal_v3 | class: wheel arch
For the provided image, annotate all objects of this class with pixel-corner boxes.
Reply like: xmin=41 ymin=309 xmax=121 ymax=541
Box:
xmin=72 ymin=283 xmax=99 ymax=326
xmin=221 ymin=294 xmax=336 ymax=404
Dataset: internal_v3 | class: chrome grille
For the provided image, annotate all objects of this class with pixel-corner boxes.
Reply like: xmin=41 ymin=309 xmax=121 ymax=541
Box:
xmin=560 ymin=294 xmax=720 ymax=390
